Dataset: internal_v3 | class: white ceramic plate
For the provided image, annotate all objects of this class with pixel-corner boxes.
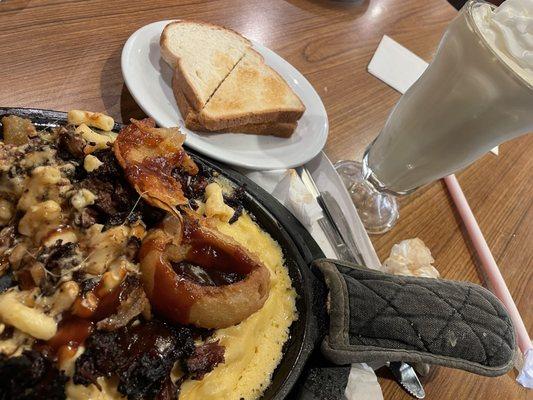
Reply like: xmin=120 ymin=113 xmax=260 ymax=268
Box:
xmin=121 ymin=20 xmax=328 ymax=170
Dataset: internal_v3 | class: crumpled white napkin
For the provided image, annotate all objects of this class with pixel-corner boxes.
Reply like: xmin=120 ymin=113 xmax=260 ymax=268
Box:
xmin=383 ymin=238 xmax=440 ymax=278
xmin=345 ymin=363 xmax=384 ymax=400
xmin=241 ymin=168 xmax=337 ymax=258
xmin=271 ymin=169 xmax=323 ymax=228
xmin=517 ymin=347 xmax=533 ymax=388
xmin=243 ymin=169 xmax=323 ymax=228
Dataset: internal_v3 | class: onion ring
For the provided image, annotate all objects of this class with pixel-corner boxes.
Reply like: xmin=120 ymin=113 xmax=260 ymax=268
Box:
xmin=139 ymin=214 xmax=270 ymax=328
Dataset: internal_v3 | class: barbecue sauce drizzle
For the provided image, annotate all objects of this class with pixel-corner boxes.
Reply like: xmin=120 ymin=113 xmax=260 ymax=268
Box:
xmin=35 ymin=277 xmax=130 ymax=363
xmin=146 ymin=216 xmax=260 ymax=325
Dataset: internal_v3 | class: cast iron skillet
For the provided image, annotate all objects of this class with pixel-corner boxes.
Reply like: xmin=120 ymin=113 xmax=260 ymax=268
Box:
xmin=0 ymin=108 xmax=327 ymax=400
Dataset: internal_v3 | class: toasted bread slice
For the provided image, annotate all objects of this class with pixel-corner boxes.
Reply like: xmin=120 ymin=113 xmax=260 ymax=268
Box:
xmin=197 ymin=50 xmax=305 ymax=131
xmin=161 ymin=20 xmax=251 ymax=111
xmin=174 ymin=86 xmax=297 ymax=138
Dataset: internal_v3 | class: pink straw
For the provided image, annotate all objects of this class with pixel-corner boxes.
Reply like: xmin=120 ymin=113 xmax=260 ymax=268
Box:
xmin=444 ymin=174 xmax=532 ymax=355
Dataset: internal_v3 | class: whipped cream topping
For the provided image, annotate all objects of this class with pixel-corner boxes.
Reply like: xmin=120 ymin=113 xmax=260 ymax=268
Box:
xmin=472 ymin=0 xmax=533 ymax=84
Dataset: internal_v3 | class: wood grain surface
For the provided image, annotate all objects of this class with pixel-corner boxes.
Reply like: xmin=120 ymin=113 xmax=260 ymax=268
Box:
xmin=0 ymin=0 xmax=530 ymax=399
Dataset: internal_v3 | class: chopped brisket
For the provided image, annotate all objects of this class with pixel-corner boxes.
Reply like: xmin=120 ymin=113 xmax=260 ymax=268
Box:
xmin=36 ymin=241 xmax=81 ymax=296
xmin=224 ymin=185 xmax=246 ymax=224
xmin=73 ymin=207 xmax=98 ymax=229
xmin=0 ymin=226 xmax=15 ymax=255
xmin=172 ymin=163 xmax=210 ymax=200
xmin=75 ymin=275 xmax=100 ymax=295
xmin=155 ymin=377 xmax=179 ymax=400
xmin=0 ymin=274 xmax=13 ymax=294
xmin=80 ymin=149 xmax=165 ymax=229
xmin=0 ymin=325 xmax=13 ymax=340
xmin=185 ymin=340 xmax=225 ymax=380
xmin=57 ymin=128 xmax=86 ymax=160
xmin=74 ymin=320 xmax=195 ymax=400
xmin=0 ymin=350 xmax=68 ymax=400
xmin=86 ymin=149 xmax=122 ymax=181
xmin=124 ymin=236 xmax=142 ymax=263
xmin=96 ymin=278 xmax=149 ymax=331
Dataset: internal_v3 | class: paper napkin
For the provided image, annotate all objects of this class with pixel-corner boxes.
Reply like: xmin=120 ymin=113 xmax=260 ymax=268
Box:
xmin=241 ymin=168 xmax=337 ymax=258
xmin=517 ymin=348 xmax=533 ymax=388
xmin=271 ymin=169 xmax=323 ymax=228
xmin=345 ymin=363 xmax=384 ymax=400
xmin=368 ymin=35 xmax=428 ymax=94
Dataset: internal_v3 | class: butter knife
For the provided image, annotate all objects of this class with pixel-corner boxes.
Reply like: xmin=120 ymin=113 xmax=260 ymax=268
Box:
xmin=389 ymin=362 xmax=426 ymax=399
xmin=319 ymin=190 xmax=365 ymax=265
xmin=296 ymin=167 xmax=363 ymax=264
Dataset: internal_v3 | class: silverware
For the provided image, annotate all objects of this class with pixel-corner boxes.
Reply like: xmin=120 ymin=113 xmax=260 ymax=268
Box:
xmin=388 ymin=362 xmax=426 ymax=399
xmin=296 ymin=167 xmax=363 ymax=264
xmin=320 ymin=191 xmax=365 ymax=264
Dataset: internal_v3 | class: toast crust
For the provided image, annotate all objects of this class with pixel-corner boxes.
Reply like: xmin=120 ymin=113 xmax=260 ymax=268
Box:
xmin=160 ymin=19 xmax=251 ymax=66
xmin=188 ymin=119 xmax=297 ymax=138
xmin=199 ymin=109 xmax=304 ymax=130
xmin=173 ymin=74 xmax=201 ymax=126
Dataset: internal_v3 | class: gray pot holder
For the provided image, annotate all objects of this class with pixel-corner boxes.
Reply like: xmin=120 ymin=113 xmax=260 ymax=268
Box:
xmin=313 ymin=259 xmax=516 ymax=377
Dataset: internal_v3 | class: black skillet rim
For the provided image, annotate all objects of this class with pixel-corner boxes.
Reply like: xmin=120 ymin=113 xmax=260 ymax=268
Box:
xmin=0 ymin=107 xmax=325 ymax=400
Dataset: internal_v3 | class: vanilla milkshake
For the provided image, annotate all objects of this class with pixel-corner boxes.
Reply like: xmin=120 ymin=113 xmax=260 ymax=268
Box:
xmin=363 ymin=0 xmax=533 ymax=194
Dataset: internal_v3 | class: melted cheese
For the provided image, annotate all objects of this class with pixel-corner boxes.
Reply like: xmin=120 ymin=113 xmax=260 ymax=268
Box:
xmin=71 ymin=189 xmax=96 ymax=210
xmin=204 ymin=182 xmax=234 ymax=222
xmin=0 ymin=199 xmax=14 ymax=226
xmin=84 ymin=154 xmax=103 ymax=172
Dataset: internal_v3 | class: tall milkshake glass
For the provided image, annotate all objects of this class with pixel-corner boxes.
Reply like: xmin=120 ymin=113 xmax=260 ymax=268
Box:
xmin=336 ymin=0 xmax=533 ymax=234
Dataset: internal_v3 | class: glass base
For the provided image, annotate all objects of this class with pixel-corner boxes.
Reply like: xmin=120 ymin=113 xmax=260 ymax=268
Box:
xmin=335 ymin=160 xmax=399 ymax=234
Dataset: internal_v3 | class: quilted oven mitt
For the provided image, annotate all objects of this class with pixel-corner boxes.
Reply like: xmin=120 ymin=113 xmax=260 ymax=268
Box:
xmin=313 ymin=259 xmax=516 ymax=376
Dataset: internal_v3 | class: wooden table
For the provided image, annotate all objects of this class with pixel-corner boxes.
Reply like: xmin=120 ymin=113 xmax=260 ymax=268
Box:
xmin=0 ymin=0 xmax=530 ymax=399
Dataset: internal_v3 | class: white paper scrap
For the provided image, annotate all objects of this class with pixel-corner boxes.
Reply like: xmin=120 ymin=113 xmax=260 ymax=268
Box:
xmin=240 ymin=168 xmax=337 ymax=258
xmin=517 ymin=347 xmax=533 ymax=388
xmin=271 ymin=169 xmax=323 ymax=228
xmin=345 ymin=363 xmax=384 ymax=400
xmin=368 ymin=35 xmax=428 ymax=94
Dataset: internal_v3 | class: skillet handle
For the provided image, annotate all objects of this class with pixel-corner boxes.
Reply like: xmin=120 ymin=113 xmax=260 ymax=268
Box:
xmin=313 ymin=259 xmax=516 ymax=377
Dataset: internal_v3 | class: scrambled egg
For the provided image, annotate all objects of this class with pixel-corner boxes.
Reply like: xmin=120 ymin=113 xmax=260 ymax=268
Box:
xmin=179 ymin=213 xmax=297 ymax=400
